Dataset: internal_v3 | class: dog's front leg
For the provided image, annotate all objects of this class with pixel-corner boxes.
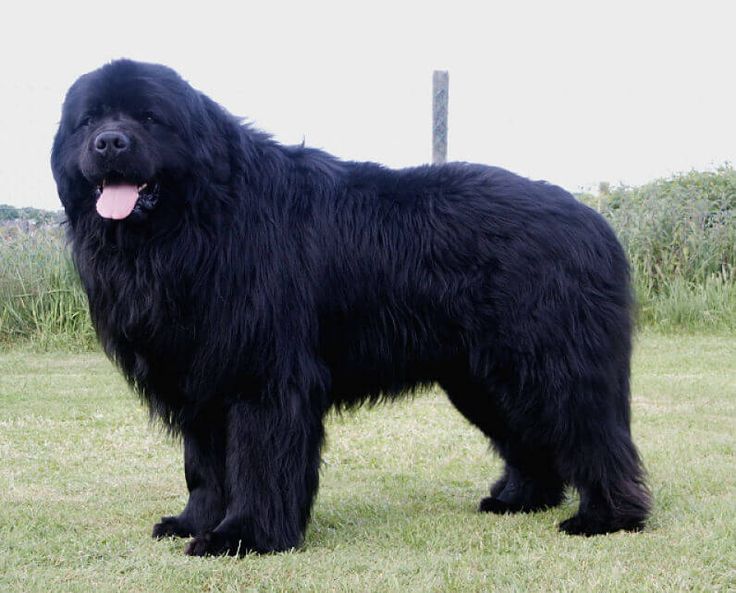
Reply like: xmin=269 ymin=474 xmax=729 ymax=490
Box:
xmin=185 ymin=391 xmax=326 ymax=556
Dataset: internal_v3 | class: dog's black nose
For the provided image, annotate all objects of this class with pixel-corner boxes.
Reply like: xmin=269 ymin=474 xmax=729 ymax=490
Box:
xmin=94 ymin=131 xmax=130 ymax=157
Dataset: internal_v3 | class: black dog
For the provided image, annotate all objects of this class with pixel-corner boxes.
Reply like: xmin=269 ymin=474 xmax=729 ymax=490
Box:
xmin=51 ymin=60 xmax=650 ymax=556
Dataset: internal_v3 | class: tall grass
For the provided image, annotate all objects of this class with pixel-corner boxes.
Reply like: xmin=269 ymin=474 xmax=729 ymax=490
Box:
xmin=594 ymin=165 xmax=736 ymax=331
xmin=0 ymin=226 xmax=95 ymax=349
xmin=1 ymin=166 xmax=735 ymax=348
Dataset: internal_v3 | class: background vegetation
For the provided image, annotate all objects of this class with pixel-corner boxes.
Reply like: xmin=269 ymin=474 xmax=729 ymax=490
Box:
xmin=579 ymin=165 xmax=736 ymax=331
xmin=1 ymin=166 xmax=735 ymax=348
xmin=0 ymin=227 xmax=95 ymax=349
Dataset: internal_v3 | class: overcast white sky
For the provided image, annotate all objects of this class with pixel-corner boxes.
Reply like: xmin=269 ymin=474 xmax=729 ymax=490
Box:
xmin=1 ymin=0 xmax=735 ymax=210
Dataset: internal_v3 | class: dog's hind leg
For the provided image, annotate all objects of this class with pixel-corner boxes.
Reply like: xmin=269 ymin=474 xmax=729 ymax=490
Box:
xmin=440 ymin=374 xmax=565 ymax=514
xmin=479 ymin=444 xmax=565 ymax=514
xmin=555 ymin=393 xmax=651 ymax=536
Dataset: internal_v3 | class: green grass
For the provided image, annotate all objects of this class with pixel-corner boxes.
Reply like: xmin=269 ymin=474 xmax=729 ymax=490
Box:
xmin=600 ymin=166 xmax=736 ymax=332
xmin=0 ymin=229 xmax=95 ymax=350
xmin=636 ymin=272 xmax=736 ymax=332
xmin=0 ymin=334 xmax=734 ymax=592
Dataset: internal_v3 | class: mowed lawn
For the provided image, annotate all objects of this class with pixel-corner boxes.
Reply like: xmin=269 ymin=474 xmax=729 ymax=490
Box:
xmin=0 ymin=334 xmax=734 ymax=593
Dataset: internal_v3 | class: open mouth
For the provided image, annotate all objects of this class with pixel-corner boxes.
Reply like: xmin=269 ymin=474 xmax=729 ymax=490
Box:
xmin=94 ymin=177 xmax=159 ymax=220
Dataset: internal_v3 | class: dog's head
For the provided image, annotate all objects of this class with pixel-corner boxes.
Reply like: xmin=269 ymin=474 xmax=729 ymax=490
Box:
xmin=51 ymin=60 xmax=232 ymax=225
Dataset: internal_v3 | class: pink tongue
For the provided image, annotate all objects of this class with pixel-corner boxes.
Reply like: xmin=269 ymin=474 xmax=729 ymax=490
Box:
xmin=96 ymin=184 xmax=139 ymax=219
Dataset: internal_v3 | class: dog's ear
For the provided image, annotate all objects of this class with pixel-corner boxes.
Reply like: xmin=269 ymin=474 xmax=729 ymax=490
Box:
xmin=191 ymin=93 xmax=234 ymax=184
xmin=51 ymin=126 xmax=86 ymax=216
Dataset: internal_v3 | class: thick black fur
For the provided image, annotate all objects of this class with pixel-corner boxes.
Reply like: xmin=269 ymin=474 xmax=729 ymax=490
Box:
xmin=51 ymin=60 xmax=650 ymax=556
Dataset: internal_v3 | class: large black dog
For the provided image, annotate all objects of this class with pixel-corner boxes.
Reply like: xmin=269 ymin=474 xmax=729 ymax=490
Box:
xmin=51 ymin=60 xmax=650 ymax=556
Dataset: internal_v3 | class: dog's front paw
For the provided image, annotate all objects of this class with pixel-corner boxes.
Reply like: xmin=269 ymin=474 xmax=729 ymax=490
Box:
xmin=185 ymin=531 xmax=246 ymax=557
xmin=479 ymin=496 xmax=523 ymax=514
xmin=152 ymin=516 xmax=193 ymax=539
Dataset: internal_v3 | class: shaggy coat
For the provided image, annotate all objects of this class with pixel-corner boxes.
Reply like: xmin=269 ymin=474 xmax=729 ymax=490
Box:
xmin=51 ymin=60 xmax=650 ymax=556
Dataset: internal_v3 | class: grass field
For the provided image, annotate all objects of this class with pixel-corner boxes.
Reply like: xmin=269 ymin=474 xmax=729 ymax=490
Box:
xmin=0 ymin=334 xmax=734 ymax=592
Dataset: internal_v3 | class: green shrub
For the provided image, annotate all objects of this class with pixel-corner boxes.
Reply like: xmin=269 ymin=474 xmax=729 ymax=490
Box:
xmin=604 ymin=166 xmax=736 ymax=285
xmin=593 ymin=165 xmax=736 ymax=332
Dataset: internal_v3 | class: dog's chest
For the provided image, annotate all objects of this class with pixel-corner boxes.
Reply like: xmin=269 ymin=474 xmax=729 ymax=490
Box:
xmin=82 ymin=251 xmax=194 ymax=348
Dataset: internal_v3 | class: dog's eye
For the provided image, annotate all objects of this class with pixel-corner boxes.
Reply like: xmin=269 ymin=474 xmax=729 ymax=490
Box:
xmin=142 ymin=111 xmax=159 ymax=124
xmin=76 ymin=115 xmax=94 ymax=130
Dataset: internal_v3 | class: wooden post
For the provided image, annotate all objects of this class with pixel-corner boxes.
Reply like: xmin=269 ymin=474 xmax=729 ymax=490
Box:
xmin=432 ymin=70 xmax=449 ymax=165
